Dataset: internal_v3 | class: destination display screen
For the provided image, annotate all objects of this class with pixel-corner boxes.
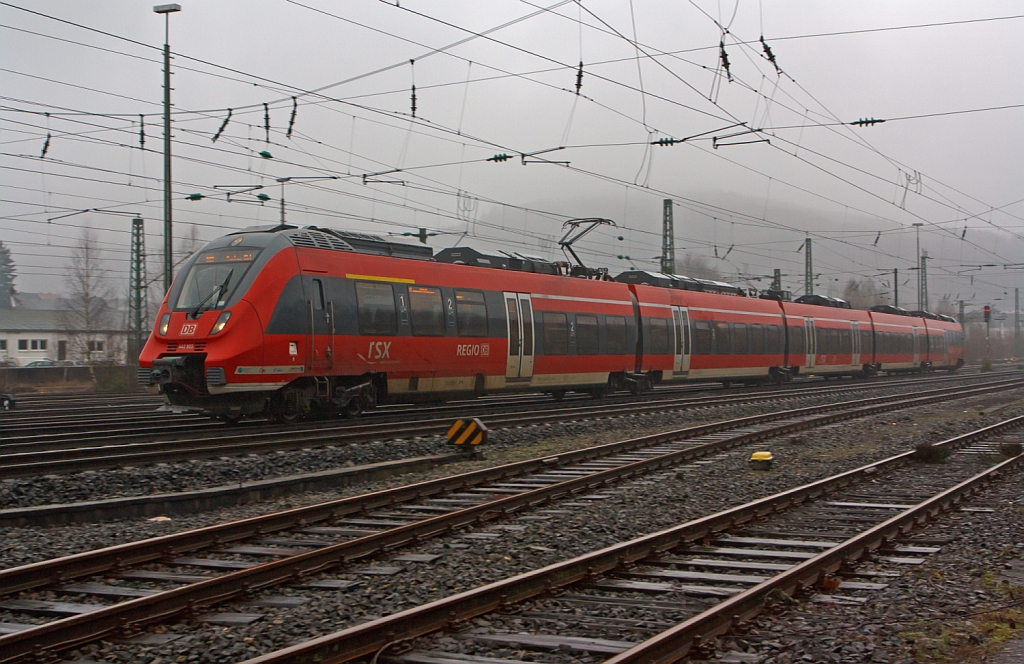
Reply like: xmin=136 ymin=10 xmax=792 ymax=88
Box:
xmin=201 ymin=249 xmax=260 ymax=264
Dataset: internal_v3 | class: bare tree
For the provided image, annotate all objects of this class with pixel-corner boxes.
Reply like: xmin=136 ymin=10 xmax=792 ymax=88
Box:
xmin=61 ymin=228 xmax=116 ymax=368
xmin=842 ymin=278 xmax=887 ymax=309
xmin=175 ymin=223 xmax=202 ymax=266
xmin=677 ymin=253 xmax=723 ymax=281
xmin=0 ymin=241 xmax=15 ymax=309
xmin=935 ymin=294 xmax=956 ymax=316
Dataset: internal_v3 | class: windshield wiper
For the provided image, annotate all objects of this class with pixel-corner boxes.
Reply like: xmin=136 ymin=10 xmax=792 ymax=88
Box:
xmin=189 ymin=269 xmax=234 ymax=318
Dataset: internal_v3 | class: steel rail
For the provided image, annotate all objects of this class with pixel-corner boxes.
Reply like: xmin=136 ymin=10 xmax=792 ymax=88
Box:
xmin=0 ymin=370 xmax=996 ymax=449
xmin=234 ymin=415 xmax=1024 ymax=664
xmin=2 ymin=376 xmax=1018 ymax=478
xmin=605 ymin=436 xmax=1024 ymax=662
xmin=0 ymin=385 xmax=1020 ymax=662
xmin=6 ymin=381 xmax=1000 ymax=594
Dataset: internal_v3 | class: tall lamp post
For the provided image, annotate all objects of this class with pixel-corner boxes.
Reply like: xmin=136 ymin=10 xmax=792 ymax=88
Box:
xmin=154 ymin=3 xmax=181 ymax=294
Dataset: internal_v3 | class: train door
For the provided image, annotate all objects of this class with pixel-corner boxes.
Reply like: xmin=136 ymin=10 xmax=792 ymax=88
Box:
xmin=851 ymin=322 xmax=860 ymax=366
xmin=672 ymin=306 xmax=691 ymax=374
xmin=912 ymin=327 xmax=920 ymax=365
xmin=503 ymin=292 xmax=535 ymax=381
xmin=309 ymin=278 xmax=333 ymax=374
xmin=804 ymin=318 xmax=816 ymax=368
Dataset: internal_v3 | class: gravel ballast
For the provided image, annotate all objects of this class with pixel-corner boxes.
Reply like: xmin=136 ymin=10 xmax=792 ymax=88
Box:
xmin=9 ymin=391 xmax=1018 ymax=663
xmin=1 ymin=375 xmax=1014 ymax=512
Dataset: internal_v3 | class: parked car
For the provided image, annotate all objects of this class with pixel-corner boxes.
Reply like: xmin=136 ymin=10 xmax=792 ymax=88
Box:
xmin=0 ymin=360 xmax=18 ymax=367
xmin=24 ymin=359 xmax=59 ymax=368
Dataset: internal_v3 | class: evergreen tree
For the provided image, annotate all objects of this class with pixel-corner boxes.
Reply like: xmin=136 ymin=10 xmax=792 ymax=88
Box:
xmin=0 ymin=241 xmax=15 ymax=309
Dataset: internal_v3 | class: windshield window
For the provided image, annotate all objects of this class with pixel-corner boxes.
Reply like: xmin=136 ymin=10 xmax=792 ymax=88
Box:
xmin=175 ymin=248 xmax=261 ymax=310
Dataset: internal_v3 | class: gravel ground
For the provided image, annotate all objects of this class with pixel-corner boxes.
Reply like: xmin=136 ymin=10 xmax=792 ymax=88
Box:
xmin=697 ymin=440 xmax=1024 ymax=664
xmin=0 ymin=375 xmax=1011 ymax=511
xmin=23 ymin=391 xmax=1021 ymax=663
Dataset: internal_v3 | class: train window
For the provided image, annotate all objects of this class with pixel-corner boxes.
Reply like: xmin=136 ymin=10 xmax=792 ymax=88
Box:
xmin=788 ymin=324 xmax=805 ymax=356
xmin=506 ymin=299 xmax=520 ymax=353
xmin=861 ymin=329 xmax=873 ymax=354
xmin=356 ymin=282 xmax=397 ymax=335
xmin=606 ymin=316 xmax=628 ymax=354
xmin=577 ymin=315 xmax=600 ymax=355
xmin=692 ymin=320 xmax=713 ymax=355
xmin=840 ymin=329 xmax=851 ymax=354
xmin=733 ymin=323 xmax=749 ymax=355
xmin=542 ymin=312 xmax=568 ymax=355
xmin=408 ymin=286 xmax=444 ymax=336
xmin=766 ymin=325 xmax=781 ymax=354
xmin=677 ymin=311 xmax=690 ymax=355
xmin=714 ymin=321 xmax=732 ymax=355
xmin=816 ymin=328 xmax=828 ymax=355
xmin=454 ymin=290 xmax=488 ymax=337
xmin=750 ymin=324 xmax=764 ymax=354
xmin=312 ymin=279 xmax=325 ymax=311
xmin=521 ymin=303 xmax=534 ymax=355
xmin=649 ymin=318 xmax=671 ymax=355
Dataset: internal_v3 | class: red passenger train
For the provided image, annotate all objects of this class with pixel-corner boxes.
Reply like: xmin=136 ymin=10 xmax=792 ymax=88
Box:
xmin=139 ymin=224 xmax=964 ymax=421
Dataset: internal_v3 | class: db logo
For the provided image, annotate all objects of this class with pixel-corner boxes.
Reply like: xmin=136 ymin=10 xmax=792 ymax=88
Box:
xmin=180 ymin=323 xmax=198 ymax=335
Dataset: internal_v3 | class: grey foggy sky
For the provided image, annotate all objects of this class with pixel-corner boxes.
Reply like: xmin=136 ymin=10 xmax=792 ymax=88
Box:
xmin=1 ymin=0 xmax=1022 ymax=310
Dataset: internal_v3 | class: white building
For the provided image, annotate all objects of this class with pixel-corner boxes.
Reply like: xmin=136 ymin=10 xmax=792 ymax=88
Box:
xmin=0 ymin=309 xmax=126 ymax=366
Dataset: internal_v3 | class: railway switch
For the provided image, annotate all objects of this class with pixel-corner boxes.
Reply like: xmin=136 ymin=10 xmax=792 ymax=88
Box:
xmin=750 ymin=451 xmax=773 ymax=470
xmin=447 ymin=417 xmax=488 ymax=453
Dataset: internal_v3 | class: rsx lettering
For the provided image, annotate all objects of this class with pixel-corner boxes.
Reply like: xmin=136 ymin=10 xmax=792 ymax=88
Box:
xmin=367 ymin=341 xmax=391 ymax=360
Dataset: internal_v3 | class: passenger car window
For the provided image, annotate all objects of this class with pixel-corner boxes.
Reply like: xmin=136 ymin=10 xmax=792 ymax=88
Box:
xmin=649 ymin=317 xmax=671 ymax=354
xmin=576 ymin=315 xmax=600 ymax=355
xmin=408 ymin=286 xmax=444 ymax=336
xmin=542 ymin=312 xmax=568 ymax=355
xmin=692 ymin=320 xmax=713 ymax=354
xmin=606 ymin=316 xmax=628 ymax=354
xmin=356 ymin=282 xmax=397 ymax=335
xmin=715 ymin=322 xmax=732 ymax=355
xmin=454 ymin=290 xmax=488 ymax=337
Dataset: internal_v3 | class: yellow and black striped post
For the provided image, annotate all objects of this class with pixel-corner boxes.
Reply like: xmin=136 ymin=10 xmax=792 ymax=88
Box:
xmin=447 ymin=417 xmax=488 ymax=451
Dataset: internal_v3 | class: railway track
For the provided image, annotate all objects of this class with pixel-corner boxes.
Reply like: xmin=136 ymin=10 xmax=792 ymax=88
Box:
xmin=0 ymin=368 xmax=1001 ymax=445
xmin=235 ymin=417 xmax=1024 ymax=664
xmin=0 ymin=380 xmax=1018 ymax=662
xmin=2 ymin=373 xmax=1017 ymax=478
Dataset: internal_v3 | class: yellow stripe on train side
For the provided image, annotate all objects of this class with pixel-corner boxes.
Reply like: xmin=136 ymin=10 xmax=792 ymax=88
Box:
xmin=346 ymin=273 xmax=415 ymax=284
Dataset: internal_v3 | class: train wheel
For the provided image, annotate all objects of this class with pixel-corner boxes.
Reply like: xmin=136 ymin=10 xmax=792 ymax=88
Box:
xmin=270 ymin=390 xmax=301 ymax=423
xmin=217 ymin=414 xmax=242 ymax=425
xmin=551 ymin=390 xmax=566 ymax=402
xmin=343 ymin=400 xmax=362 ymax=417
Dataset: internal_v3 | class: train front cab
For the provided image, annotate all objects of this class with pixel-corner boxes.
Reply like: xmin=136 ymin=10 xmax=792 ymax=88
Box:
xmin=140 ymin=230 xmax=295 ymax=418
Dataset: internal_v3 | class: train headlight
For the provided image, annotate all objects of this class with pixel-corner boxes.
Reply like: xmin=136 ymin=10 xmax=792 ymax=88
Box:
xmin=209 ymin=311 xmax=232 ymax=335
xmin=158 ymin=313 xmax=171 ymax=336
